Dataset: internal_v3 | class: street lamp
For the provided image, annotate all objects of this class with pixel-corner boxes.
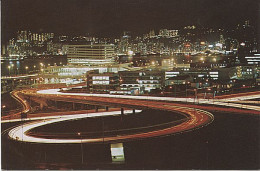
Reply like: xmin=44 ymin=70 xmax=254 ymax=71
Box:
xmin=77 ymin=132 xmax=84 ymax=164
xmin=10 ymin=64 xmax=16 ymax=75
xmin=25 ymin=66 xmax=29 ymax=74
xmin=185 ymin=82 xmax=190 ymax=97
xmin=8 ymin=66 xmax=11 ymax=76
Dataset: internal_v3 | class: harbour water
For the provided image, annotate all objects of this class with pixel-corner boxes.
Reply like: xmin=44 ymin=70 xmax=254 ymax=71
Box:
xmin=1 ymin=56 xmax=67 ymax=76
xmin=1 ymin=54 xmax=232 ymax=76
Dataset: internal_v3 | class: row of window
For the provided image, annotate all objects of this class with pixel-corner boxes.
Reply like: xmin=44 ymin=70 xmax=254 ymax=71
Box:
xmin=92 ymin=76 xmax=110 ymax=80
xmin=93 ymin=81 xmax=109 ymax=85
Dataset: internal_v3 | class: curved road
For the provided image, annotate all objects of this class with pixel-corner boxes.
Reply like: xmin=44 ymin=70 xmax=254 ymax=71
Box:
xmin=5 ymin=88 xmax=260 ymax=144
xmin=6 ymin=88 xmax=215 ymax=144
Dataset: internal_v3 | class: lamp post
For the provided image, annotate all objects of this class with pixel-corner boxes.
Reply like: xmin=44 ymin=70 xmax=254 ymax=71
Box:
xmin=186 ymin=81 xmax=190 ymax=97
xmin=77 ymin=132 xmax=84 ymax=164
xmin=11 ymin=64 xmax=14 ymax=75
xmin=25 ymin=66 xmax=29 ymax=74
xmin=8 ymin=66 xmax=11 ymax=76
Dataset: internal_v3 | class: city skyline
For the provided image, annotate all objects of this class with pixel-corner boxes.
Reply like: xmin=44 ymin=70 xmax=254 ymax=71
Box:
xmin=2 ymin=0 xmax=259 ymax=42
xmin=1 ymin=0 xmax=260 ymax=170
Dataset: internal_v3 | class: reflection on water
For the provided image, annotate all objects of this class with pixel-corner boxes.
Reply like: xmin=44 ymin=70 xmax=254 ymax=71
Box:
xmin=1 ymin=56 xmax=67 ymax=76
xmin=1 ymin=54 xmax=233 ymax=76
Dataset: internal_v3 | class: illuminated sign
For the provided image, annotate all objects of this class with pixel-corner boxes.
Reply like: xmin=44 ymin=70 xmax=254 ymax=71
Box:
xmin=128 ymin=50 xmax=134 ymax=55
xmin=111 ymin=143 xmax=125 ymax=163
xmin=93 ymin=81 xmax=109 ymax=85
xmin=215 ymin=43 xmax=222 ymax=47
xmin=93 ymin=76 xmax=109 ymax=80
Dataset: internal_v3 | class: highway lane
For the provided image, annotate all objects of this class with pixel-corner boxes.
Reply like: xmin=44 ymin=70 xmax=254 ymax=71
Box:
xmin=2 ymin=88 xmax=259 ymax=123
xmin=214 ymin=91 xmax=260 ymax=99
xmin=1 ymin=108 xmax=125 ymax=123
xmin=231 ymin=100 xmax=260 ymax=104
xmin=8 ymin=107 xmax=213 ymax=144
xmin=5 ymin=88 xmax=259 ymax=144
xmin=8 ymin=88 xmax=258 ymax=118
xmin=1 ymin=90 xmax=32 ymax=120
xmin=35 ymin=89 xmax=260 ymax=112
xmin=7 ymin=88 xmax=214 ymax=143
xmin=4 ymin=88 xmax=259 ymax=122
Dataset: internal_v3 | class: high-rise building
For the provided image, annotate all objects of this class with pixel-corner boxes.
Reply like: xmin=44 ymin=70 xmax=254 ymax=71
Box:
xmin=159 ymin=29 xmax=169 ymax=37
xmin=17 ymin=31 xmax=28 ymax=42
xmin=66 ymin=44 xmax=116 ymax=66
xmin=149 ymin=30 xmax=156 ymax=38
xmin=168 ymin=30 xmax=178 ymax=37
xmin=158 ymin=29 xmax=178 ymax=38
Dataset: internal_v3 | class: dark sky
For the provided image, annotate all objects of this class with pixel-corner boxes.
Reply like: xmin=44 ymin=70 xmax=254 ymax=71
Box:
xmin=1 ymin=0 xmax=259 ymax=42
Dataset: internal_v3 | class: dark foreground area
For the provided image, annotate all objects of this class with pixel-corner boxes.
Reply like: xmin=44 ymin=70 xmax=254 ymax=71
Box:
xmin=28 ymin=109 xmax=185 ymax=138
xmin=1 ymin=109 xmax=259 ymax=170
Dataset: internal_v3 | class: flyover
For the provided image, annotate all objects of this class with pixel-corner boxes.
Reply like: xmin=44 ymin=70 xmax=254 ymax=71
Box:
xmin=6 ymin=88 xmax=214 ymax=144
xmin=4 ymin=88 xmax=260 ymax=144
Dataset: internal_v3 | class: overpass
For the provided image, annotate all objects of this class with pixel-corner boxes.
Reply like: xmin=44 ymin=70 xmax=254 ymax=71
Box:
xmin=34 ymin=89 xmax=260 ymax=113
xmin=5 ymin=88 xmax=214 ymax=144
xmin=4 ymin=88 xmax=260 ymax=144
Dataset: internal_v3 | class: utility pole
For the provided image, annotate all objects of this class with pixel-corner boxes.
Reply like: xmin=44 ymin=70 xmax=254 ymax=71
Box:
xmin=77 ymin=133 xmax=84 ymax=164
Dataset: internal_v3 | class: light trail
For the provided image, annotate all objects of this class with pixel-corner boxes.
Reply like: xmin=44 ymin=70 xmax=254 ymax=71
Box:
xmin=8 ymin=104 xmax=213 ymax=144
xmin=8 ymin=110 xmax=141 ymax=143
xmin=37 ymin=89 xmax=260 ymax=111
xmin=231 ymin=101 xmax=260 ymax=104
xmin=6 ymin=88 xmax=259 ymax=144
xmin=2 ymin=109 xmax=134 ymax=123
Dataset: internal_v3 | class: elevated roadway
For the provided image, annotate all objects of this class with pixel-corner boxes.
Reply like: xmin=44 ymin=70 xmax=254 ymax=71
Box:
xmin=4 ymin=88 xmax=260 ymax=144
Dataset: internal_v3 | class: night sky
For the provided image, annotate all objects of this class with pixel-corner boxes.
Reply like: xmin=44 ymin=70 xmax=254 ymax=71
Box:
xmin=1 ymin=0 xmax=259 ymax=42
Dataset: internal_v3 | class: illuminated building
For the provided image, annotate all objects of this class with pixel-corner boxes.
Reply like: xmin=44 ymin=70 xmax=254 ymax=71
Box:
xmin=159 ymin=29 xmax=178 ymax=38
xmin=233 ymin=66 xmax=257 ymax=80
xmin=45 ymin=63 xmax=129 ymax=77
xmin=86 ymin=70 xmax=119 ymax=93
xmin=168 ymin=30 xmax=179 ymax=38
xmin=119 ymin=70 xmax=165 ymax=93
xmin=165 ymin=68 xmax=230 ymax=81
xmin=165 ymin=75 xmax=193 ymax=86
xmin=245 ymin=54 xmax=260 ymax=65
xmin=149 ymin=30 xmax=156 ymax=38
xmin=17 ymin=31 xmax=28 ymax=42
xmin=165 ymin=71 xmax=180 ymax=79
xmin=66 ymin=44 xmax=116 ymax=65
xmin=162 ymin=59 xmax=174 ymax=67
xmin=118 ymin=31 xmax=131 ymax=54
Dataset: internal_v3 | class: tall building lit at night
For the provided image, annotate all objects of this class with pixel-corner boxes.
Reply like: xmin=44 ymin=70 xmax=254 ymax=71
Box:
xmin=66 ymin=44 xmax=116 ymax=66
xmin=1 ymin=0 xmax=259 ymax=170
